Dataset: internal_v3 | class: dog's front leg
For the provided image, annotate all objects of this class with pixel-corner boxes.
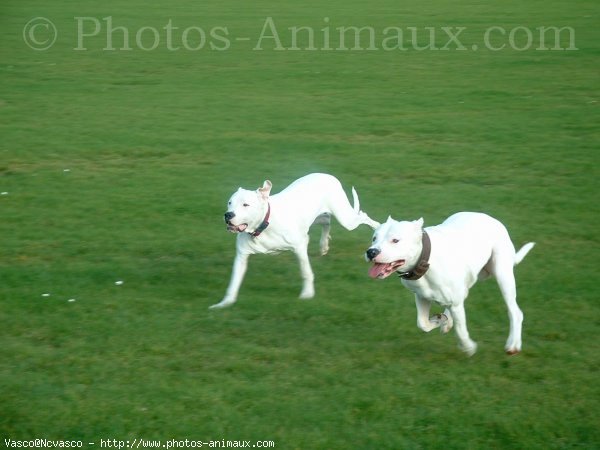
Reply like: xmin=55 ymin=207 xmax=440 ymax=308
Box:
xmin=440 ymin=308 xmax=453 ymax=334
xmin=210 ymin=253 xmax=249 ymax=309
xmin=294 ymin=243 xmax=315 ymax=299
xmin=449 ymin=303 xmax=477 ymax=356
xmin=415 ymin=295 xmax=444 ymax=332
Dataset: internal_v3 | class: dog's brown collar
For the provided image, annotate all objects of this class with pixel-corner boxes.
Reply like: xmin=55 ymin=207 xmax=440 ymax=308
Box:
xmin=399 ymin=231 xmax=431 ymax=280
xmin=251 ymin=203 xmax=271 ymax=237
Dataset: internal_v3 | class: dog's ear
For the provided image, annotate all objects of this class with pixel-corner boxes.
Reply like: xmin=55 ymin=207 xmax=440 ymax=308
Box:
xmin=386 ymin=215 xmax=393 ymax=223
xmin=414 ymin=217 xmax=424 ymax=229
xmin=258 ymin=180 xmax=272 ymax=199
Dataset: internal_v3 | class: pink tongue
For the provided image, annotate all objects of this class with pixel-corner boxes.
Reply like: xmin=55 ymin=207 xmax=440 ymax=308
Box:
xmin=369 ymin=263 xmax=390 ymax=279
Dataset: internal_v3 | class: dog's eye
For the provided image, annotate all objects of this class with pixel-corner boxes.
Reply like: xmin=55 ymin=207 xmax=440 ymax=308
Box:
xmin=392 ymin=238 xmax=399 ymax=244
xmin=372 ymin=236 xmax=376 ymax=242
xmin=243 ymin=203 xmax=250 ymax=207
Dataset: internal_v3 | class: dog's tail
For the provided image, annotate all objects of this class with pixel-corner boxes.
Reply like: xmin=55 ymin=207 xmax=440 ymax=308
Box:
xmin=514 ymin=242 xmax=535 ymax=265
xmin=351 ymin=187 xmax=360 ymax=214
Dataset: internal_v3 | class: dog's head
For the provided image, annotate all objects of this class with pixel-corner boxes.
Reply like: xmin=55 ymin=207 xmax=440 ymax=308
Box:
xmin=365 ymin=216 xmax=424 ymax=279
xmin=224 ymin=180 xmax=272 ymax=234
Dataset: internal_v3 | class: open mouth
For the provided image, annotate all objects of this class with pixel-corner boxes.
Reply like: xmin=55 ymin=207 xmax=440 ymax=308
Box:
xmin=368 ymin=260 xmax=405 ymax=279
xmin=226 ymin=223 xmax=248 ymax=233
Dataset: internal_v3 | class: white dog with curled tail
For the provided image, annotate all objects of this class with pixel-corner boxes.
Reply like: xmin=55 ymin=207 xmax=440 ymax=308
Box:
xmin=211 ymin=173 xmax=380 ymax=309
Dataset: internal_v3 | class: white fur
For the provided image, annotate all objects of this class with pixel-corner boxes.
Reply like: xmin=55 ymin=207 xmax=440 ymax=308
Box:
xmin=211 ymin=173 xmax=379 ymax=309
xmin=366 ymin=212 xmax=534 ymax=356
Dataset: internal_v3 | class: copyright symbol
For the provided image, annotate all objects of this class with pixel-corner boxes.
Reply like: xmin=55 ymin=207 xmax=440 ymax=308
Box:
xmin=23 ymin=17 xmax=57 ymax=51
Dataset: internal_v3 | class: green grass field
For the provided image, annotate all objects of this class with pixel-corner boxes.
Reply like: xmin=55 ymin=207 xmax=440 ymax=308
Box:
xmin=1 ymin=0 xmax=598 ymax=448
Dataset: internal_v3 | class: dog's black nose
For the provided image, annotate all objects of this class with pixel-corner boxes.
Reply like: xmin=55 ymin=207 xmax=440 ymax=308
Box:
xmin=366 ymin=248 xmax=381 ymax=261
xmin=224 ymin=211 xmax=235 ymax=222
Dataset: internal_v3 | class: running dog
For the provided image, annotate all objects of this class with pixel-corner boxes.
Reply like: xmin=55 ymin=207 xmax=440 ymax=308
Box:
xmin=365 ymin=212 xmax=534 ymax=355
xmin=211 ymin=173 xmax=379 ymax=309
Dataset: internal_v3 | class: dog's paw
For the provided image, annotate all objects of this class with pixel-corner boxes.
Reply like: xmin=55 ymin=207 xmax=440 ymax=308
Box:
xmin=299 ymin=289 xmax=315 ymax=300
xmin=439 ymin=313 xmax=453 ymax=334
xmin=367 ymin=219 xmax=381 ymax=230
xmin=460 ymin=341 xmax=478 ymax=357
xmin=505 ymin=343 xmax=521 ymax=355
xmin=209 ymin=300 xmax=234 ymax=310
xmin=428 ymin=313 xmax=452 ymax=333
xmin=505 ymin=337 xmax=522 ymax=355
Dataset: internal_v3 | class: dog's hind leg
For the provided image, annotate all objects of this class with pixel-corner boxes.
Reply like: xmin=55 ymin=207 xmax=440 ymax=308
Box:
xmin=313 ymin=213 xmax=331 ymax=256
xmin=328 ymin=185 xmax=379 ymax=231
xmin=294 ymin=240 xmax=315 ymax=299
xmin=491 ymin=257 xmax=523 ymax=354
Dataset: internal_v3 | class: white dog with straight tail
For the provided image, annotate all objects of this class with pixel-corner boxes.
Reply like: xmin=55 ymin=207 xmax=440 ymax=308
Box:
xmin=211 ymin=173 xmax=379 ymax=309
xmin=365 ymin=212 xmax=534 ymax=355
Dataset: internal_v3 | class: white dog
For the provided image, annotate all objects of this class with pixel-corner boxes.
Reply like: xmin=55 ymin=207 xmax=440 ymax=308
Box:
xmin=211 ymin=173 xmax=379 ymax=309
xmin=365 ymin=212 xmax=534 ymax=355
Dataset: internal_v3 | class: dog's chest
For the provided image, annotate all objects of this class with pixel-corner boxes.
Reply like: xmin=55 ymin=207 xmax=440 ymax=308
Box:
xmin=242 ymin=231 xmax=296 ymax=254
xmin=401 ymin=278 xmax=455 ymax=307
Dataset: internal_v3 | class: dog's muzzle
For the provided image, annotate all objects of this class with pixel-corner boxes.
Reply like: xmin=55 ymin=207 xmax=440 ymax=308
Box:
xmin=224 ymin=211 xmax=249 ymax=233
xmin=224 ymin=211 xmax=235 ymax=224
xmin=366 ymin=248 xmax=381 ymax=261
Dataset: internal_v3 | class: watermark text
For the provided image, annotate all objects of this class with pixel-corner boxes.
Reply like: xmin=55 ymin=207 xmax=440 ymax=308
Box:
xmin=22 ymin=16 xmax=579 ymax=52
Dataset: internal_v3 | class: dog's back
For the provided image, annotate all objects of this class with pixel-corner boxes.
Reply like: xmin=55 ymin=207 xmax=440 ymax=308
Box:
xmin=272 ymin=173 xmax=377 ymax=232
xmin=419 ymin=212 xmax=522 ymax=290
